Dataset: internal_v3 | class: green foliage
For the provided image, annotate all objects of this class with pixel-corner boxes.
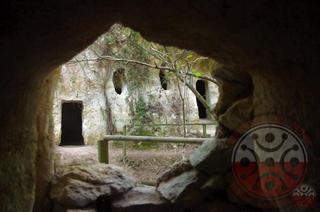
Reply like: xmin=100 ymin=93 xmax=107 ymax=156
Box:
xmin=192 ymin=70 xmax=202 ymax=78
xmin=133 ymin=95 xmax=149 ymax=125
xmin=135 ymin=96 xmax=148 ymax=121
xmin=126 ymin=95 xmax=163 ymax=149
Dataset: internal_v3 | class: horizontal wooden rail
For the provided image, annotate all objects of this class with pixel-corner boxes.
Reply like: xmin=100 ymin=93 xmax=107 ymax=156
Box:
xmin=103 ymin=135 xmax=209 ymax=144
xmin=133 ymin=123 xmax=216 ymax=127
xmin=98 ymin=135 xmax=211 ymax=163
xmin=131 ymin=122 xmax=216 ymax=138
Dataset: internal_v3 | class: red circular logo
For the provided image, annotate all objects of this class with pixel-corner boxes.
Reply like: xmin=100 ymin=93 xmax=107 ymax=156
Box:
xmin=231 ymin=122 xmax=309 ymax=205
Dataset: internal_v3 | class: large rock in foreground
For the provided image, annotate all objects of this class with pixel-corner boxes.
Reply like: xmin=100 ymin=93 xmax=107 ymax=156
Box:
xmin=218 ymin=97 xmax=253 ymax=134
xmin=157 ymin=169 xmax=204 ymax=206
xmin=189 ymin=138 xmax=232 ymax=175
xmin=112 ymin=186 xmax=170 ymax=212
xmin=156 ymin=159 xmax=193 ymax=186
xmin=50 ymin=164 xmax=137 ymax=207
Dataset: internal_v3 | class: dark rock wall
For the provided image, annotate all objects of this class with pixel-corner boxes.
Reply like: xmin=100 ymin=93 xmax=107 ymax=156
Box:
xmin=0 ymin=79 xmax=40 ymax=212
xmin=33 ymin=70 xmax=59 ymax=212
xmin=1 ymin=1 xmax=320 ymax=211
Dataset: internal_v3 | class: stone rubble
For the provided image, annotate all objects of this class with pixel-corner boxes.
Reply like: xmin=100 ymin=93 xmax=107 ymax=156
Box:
xmin=50 ymin=137 xmax=238 ymax=211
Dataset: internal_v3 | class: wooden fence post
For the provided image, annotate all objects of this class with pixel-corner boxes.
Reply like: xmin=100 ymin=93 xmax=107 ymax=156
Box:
xmin=123 ymin=126 xmax=127 ymax=159
xmin=202 ymin=124 xmax=207 ymax=138
xmin=98 ymin=139 xmax=109 ymax=163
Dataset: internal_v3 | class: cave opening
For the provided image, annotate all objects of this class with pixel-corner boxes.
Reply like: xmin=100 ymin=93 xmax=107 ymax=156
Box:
xmin=25 ymin=21 xmax=225 ymax=212
xmin=60 ymin=101 xmax=84 ymax=146
xmin=1 ymin=2 xmax=319 ymax=212
xmin=196 ymin=80 xmax=207 ymax=119
xmin=51 ymin=23 xmax=219 ymax=192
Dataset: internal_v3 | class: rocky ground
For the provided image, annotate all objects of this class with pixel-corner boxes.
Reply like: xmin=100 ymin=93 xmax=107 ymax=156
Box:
xmin=54 ymin=144 xmax=198 ymax=184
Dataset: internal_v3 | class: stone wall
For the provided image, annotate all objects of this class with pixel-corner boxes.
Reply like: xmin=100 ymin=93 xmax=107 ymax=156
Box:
xmin=53 ymin=64 xmax=107 ymax=145
xmin=34 ymin=70 xmax=59 ymax=211
xmin=52 ymin=33 xmax=219 ymax=145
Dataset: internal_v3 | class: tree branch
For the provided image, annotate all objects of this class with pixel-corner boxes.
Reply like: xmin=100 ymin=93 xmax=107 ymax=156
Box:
xmin=176 ymin=73 xmax=214 ymax=120
xmin=68 ymin=53 xmax=216 ymax=120
xmin=67 ymin=56 xmax=173 ymax=71
xmin=185 ymin=72 xmax=217 ymax=84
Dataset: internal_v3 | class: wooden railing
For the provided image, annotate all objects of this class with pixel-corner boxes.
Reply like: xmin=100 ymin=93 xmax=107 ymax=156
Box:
xmin=97 ymin=122 xmax=216 ymax=163
xmin=98 ymin=135 xmax=212 ymax=163
xmin=132 ymin=122 xmax=217 ymax=138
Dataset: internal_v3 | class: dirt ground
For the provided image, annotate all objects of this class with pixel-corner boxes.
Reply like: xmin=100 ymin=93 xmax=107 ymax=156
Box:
xmin=54 ymin=143 xmax=198 ymax=184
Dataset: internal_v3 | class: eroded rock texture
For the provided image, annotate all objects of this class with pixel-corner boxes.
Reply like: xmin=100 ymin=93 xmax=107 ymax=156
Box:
xmin=212 ymin=68 xmax=253 ymax=136
xmin=34 ymin=70 xmax=60 ymax=211
xmin=1 ymin=1 xmax=320 ymax=211
xmin=157 ymin=169 xmax=202 ymax=204
xmin=50 ymin=164 xmax=136 ymax=207
xmin=112 ymin=186 xmax=169 ymax=212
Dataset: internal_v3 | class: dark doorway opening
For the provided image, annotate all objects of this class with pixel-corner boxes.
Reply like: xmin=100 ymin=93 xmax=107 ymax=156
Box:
xmin=196 ymin=80 xmax=207 ymax=119
xmin=60 ymin=101 xmax=84 ymax=146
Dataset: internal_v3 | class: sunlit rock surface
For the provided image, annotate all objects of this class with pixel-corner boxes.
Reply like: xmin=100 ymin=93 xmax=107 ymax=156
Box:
xmin=50 ymin=164 xmax=137 ymax=207
xmin=157 ymin=169 xmax=204 ymax=206
xmin=156 ymin=159 xmax=193 ymax=186
xmin=52 ymin=33 xmax=219 ymax=145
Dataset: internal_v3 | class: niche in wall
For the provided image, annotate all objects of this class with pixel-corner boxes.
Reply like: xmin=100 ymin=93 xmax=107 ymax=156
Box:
xmin=113 ymin=68 xmax=125 ymax=94
xmin=159 ymin=69 xmax=168 ymax=90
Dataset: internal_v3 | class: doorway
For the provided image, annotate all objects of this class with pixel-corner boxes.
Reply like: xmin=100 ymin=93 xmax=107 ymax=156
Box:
xmin=60 ymin=101 xmax=84 ymax=146
xmin=196 ymin=80 xmax=207 ymax=119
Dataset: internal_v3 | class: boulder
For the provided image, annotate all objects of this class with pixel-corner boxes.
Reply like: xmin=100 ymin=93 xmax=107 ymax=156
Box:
xmin=218 ymin=96 xmax=253 ymax=134
xmin=156 ymin=159 xmax=193 ymax=186
xmin=212 ymin=67 xmax=252 ymax=117
xmin=112 ymin=185 xmax=170 ymax=212
xmin=50 ymin=164 xmax=137 ymax=207
xmin=157 ymin=169 xmax=204 ymax=206
xmin=212 ymin=67 xmax=253 ymax=137
xmin=189 ymin=138 xmax=232 ymax=175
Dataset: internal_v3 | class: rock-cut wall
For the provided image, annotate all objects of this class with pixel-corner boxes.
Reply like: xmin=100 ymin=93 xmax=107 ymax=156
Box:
xmin=52 ymin=32 xmax=219 ymax=145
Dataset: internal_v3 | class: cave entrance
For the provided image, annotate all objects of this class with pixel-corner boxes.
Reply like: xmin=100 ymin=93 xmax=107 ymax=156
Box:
xmin=196 ymin=80 xmax=207 ymax=119
xmin=52 ymin=24 xmax=220 ymax=189
xmin=60 ymin=101 xmax=84 ymax=146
